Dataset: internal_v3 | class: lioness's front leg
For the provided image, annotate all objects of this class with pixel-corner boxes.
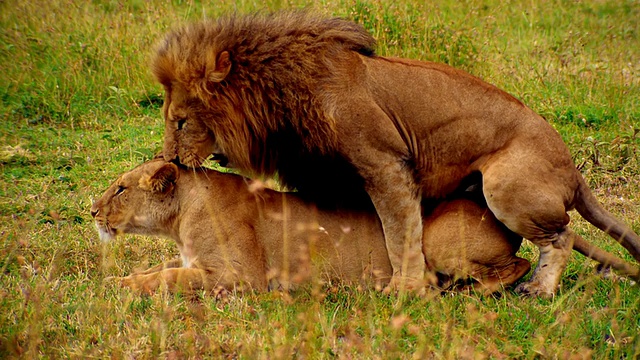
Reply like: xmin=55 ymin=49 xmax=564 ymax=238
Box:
xmin=117 ymin=268 xmax=211 ymax=294
xmin=104 ymin=259 xmax=183 ymax=287
xmin=132 ymin=258 xmax=183 ymax=275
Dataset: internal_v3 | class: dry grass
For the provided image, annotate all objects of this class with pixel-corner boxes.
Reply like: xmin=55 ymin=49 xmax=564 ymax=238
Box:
xmin=1 ymin=0 xmax=639 ymax=358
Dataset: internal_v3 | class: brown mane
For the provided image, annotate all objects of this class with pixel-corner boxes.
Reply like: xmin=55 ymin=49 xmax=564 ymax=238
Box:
xmin=153 ymin=12 xmax=376 ymax=183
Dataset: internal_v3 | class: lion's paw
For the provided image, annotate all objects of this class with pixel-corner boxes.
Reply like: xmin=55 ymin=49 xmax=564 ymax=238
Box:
xmin=383 ymin=274 xmax=437 ymax=297
xmin=514 ymin=281 xmax=555 ymax=299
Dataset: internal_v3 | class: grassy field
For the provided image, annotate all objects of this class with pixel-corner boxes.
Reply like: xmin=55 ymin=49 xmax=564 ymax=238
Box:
xmin=1 ymin=0 xmax=639 ymax=358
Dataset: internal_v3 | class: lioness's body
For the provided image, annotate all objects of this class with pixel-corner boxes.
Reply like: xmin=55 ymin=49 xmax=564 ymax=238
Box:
xmin=153 ymin=13 xmax=640 ymax=295
xmin=92 ymin=159 xmax=531 ymax=294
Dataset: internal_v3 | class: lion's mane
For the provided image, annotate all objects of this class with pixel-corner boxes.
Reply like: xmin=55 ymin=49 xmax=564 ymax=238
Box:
xmin=153 ymin=12 xmax=376 ymax=202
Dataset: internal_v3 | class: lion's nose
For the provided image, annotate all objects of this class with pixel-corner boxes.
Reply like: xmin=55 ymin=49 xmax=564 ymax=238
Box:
xmin=90 ymin=208 xmax=99 ymax=218
xmin=163 ymin=147 xmax=178 ymax=163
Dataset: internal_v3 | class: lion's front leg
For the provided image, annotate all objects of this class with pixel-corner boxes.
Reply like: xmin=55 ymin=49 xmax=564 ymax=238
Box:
xmin=359 ymin=159 xmax=428 ymax=293
xmin=334 ymin=102 xmax=428 ymax=293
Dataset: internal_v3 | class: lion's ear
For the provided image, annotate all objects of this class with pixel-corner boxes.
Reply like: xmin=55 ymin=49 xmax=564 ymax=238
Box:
xmin=141 ymin=163 xmax=179 ymax=193
xmin=207 ymin=51 xmax=231 ymax=83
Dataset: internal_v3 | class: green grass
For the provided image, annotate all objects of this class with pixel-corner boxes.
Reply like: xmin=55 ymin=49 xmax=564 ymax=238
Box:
xmin=1 ymin=0 xmax=639 ymax=358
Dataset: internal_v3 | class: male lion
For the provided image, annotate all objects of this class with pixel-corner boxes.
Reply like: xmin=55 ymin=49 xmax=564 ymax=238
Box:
xmin=152 ymin=11 xmax=640 ymax=296
xmin=91 ymin=158 xmax=539 ymax=294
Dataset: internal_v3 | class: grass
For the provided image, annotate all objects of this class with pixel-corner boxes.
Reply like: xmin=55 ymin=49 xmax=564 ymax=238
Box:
xmin=1 ymin=0 xmax=639 ymax=358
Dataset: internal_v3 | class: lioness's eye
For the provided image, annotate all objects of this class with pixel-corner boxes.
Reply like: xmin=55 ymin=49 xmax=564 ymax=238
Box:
xmin=177 ymin=119 xmax=186 ymax=130
xmin=115 ymin=185 xmax=126 ymax=196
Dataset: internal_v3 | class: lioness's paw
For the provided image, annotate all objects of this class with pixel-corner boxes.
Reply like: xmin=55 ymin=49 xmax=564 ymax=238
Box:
xmin=119 ymin=276 xmax=139 ymax=289
xmin=103 ymin=276 xmax=125 ymax=286
xmin=514 ymin=281 xmax=555 ymax=299
xmin=104 ymin=275 xmax=152 ymax=294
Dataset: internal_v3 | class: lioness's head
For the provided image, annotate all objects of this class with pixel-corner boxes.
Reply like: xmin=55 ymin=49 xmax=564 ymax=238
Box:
xmin=90 ymin=159 xmax=180 ymax=242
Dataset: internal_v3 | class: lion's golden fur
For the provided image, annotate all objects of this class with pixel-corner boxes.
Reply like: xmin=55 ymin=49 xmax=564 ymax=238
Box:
xmin=91 ymin=158 xmax=533 ymax=294
xmin=152 ymin=11 xmax=640 ymax=296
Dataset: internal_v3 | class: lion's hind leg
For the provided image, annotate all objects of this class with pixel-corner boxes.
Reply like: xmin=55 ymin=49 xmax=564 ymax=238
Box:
xmin=480 ymin=149 xmax=578 ymax=297
xmin=513 ymin=228 xmax=576 ymax=296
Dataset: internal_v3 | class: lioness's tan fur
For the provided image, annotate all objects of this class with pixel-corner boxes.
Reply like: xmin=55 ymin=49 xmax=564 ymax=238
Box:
xmin=153 ymin=12 xmax=640 ymax=296
xmin=92 ymin=158 xmax=534 ymax=294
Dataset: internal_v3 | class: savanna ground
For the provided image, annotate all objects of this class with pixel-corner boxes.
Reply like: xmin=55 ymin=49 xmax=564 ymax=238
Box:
xmin=1 ymin=0 xmax=639 ymax=358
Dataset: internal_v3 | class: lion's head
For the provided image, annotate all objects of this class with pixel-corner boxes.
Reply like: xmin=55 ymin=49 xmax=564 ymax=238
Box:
xmin=152 ymin=11 xmax=375 ymax=174
xmin=157 ymin=81 xmax=225 ymax=168
xmin=90 ymin=159 xmax=180 ymax=242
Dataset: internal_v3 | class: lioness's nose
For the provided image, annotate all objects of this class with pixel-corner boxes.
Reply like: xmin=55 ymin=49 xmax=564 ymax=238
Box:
xmin=90 ymin=207 xmax=99 ymax=218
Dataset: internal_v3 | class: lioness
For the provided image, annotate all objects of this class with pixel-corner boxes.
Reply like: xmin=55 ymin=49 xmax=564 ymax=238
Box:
xmin=152 ymin=12 xmax=640 ymax=296
xmin=92 ymin=158 xmax=535 ymax=295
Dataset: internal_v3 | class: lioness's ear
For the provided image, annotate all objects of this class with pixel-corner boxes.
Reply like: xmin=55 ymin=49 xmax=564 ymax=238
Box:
xmin=141 ymin=163 xmax=179 ymax=193
xmin=207 ymin=51 xmax=231 ymax=83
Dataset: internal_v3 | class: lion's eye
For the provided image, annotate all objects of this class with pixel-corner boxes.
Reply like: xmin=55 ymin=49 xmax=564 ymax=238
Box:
xmin=177 ymin=119 xmax=186 ymax=130
xmin=115 ymin=185 xmax=126 ymax=196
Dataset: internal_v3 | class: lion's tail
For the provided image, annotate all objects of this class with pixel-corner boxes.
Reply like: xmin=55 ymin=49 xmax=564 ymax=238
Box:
xmin=573 ymin=173 xmax=640 ymax=277
xmin=572 ymin=234 xmax=640 ymax=280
